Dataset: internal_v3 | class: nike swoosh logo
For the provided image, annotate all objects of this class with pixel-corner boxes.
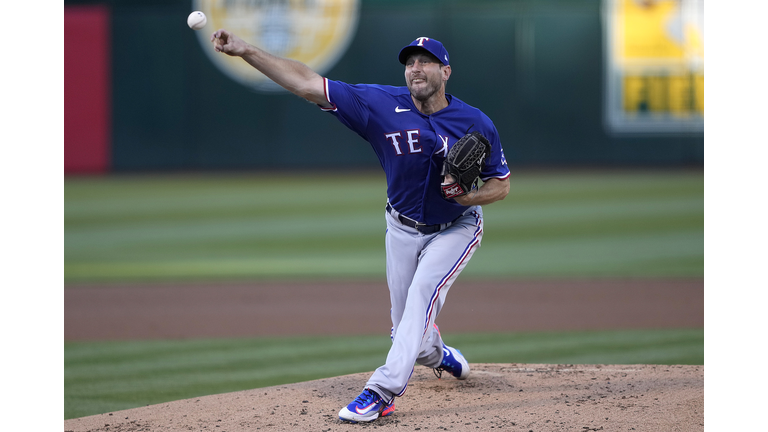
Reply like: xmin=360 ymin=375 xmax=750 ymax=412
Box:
xmin=355 ymin=401 xmax=378 ymax=414
xmin=395 ymin=106 xmax=411 ymax=113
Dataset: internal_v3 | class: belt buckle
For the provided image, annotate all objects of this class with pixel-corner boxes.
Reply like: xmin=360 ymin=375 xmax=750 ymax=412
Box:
xmin=390 ymin=205 xmax=432 ymax=233
xmin=410 ymin=217 xmax=429 ymax=231
xmin=404 ymin=216 xmax=426 ymax=232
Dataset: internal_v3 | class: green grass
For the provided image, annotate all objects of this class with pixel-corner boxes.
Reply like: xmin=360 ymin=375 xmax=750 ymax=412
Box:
xmin=64 ymin=170 xmax=704 ymax=420
xmin=64 ymin=328 xmax=703 ymax=419
xmin=64 ymin=170 xmax=704 ymax=282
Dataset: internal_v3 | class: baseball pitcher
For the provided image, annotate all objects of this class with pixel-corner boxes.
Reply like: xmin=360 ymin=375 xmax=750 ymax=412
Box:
xmin=211 ymin=30 xmax=511 ymax=423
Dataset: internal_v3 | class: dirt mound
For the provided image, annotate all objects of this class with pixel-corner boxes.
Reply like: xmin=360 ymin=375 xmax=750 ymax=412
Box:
xmin=64 ymin=363 xmax=703 ymax=432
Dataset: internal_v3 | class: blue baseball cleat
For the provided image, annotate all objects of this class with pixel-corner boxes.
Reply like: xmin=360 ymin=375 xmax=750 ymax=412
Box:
xmin=338 ymin=388 xmax=395 ymax=423
xmin=434 ymin=344 xmax=470 ymax=380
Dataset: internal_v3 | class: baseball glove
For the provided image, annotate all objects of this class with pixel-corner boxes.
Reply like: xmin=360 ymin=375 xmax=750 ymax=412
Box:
xmin=440 ymin=131 xmax=491 ymax=199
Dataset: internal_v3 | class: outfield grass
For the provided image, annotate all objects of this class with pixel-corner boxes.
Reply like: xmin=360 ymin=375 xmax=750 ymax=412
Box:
xmin=64 ymin=170 xmax=704 ymax=419
xmin=64 ymin=170 xmax=703 ymax=282
xmin=64 ymin=328 xmax=703 ymax=419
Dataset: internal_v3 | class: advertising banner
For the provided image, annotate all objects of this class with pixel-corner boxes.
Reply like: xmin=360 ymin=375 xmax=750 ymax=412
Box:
xmin=603 ymin=0 xmax=704 ymax=134
xmin=192 ymin=0 xmax=359 ymax=93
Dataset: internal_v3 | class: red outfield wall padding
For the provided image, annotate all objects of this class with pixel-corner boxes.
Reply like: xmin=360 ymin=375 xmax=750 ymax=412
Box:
xmin=65 ymin=5 xmax=111 ymax=174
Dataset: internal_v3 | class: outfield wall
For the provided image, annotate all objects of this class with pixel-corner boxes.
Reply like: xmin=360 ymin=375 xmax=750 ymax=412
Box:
xmin=64 ymin=0 xmax=704 ymax=173
xmin=64 ymin=5 xmax=111 ymax=173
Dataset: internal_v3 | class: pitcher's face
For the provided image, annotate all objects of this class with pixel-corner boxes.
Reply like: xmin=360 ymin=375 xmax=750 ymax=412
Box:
xmin=404 ymin=52 xmax=450 ymax=102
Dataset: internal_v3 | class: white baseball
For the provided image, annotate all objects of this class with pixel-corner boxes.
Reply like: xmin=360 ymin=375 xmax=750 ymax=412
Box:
xmin=187 ymin=11 xmax=207 ymax=30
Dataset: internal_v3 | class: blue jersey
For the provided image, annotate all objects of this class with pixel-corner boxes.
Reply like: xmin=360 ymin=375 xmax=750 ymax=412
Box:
xmin=320 ymin=78 xmax=510 ymax=225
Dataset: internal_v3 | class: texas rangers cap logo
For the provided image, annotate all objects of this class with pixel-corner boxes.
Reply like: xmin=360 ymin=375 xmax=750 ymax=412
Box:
xmin=193 ymin=0 xmax=359 ymax=93
xmin=398 ymin=36 xmax=450 ymax=66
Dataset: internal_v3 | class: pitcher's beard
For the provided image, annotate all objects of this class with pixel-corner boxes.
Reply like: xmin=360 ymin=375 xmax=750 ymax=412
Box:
xmin=408 ymin=81 xmax=441 ymax=103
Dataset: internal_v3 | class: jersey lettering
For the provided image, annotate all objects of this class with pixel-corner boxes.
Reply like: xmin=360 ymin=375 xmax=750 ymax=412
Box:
xmin=385 ymin=132 xmax=404 ymax=155
xmin=385 ymin=130 xmax=424 ymax=155
xmin=435 ymin=135 xmax=449 ymax=157
xmin=406 ymin=130 xmax=422 ymax=153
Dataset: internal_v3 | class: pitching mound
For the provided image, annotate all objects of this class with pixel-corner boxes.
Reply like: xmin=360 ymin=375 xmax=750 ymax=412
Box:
xmin=64 ymin=363 xmax=703 ymax=432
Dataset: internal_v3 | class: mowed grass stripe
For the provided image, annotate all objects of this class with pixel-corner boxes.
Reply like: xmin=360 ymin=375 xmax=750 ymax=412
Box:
xmin=65 ymin=211 xmax=384 ymax=255
xmin=500 ymin=171 xmax=702 ymax=202
xmin=445 ymin=329 xmax=703 ymax=365
xmin=66 ymin=196 xmax=700 ymax=251
xmin=65 ymin=254 xmax=385 ymax=281
xmin=64 ymin=328 xmax=703 ymax=419
xmin=65 ymin=174 xmax=387 ymax=225
xmin=65 ymin=170 xmax=703 ymax=282
xmin=468 ymin=231 xmax=703 ymax=277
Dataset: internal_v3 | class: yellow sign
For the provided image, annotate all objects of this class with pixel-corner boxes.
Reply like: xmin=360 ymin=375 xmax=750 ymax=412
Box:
xmin=604 ymin=0 xmax=704 ymax=133
xmin=193 ymin=0 xmax=359 ymax=92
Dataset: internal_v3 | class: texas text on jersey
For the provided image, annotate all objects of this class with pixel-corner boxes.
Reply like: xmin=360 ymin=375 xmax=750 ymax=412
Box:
xmin=320 ymin=79 xmax=510 ymax=225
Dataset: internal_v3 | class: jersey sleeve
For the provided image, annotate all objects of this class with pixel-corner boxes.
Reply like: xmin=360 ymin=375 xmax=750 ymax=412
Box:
xmin=479 ymin=123 xmax=511 ymax=181
xmin=319 ymin=78 xmax=371 ymax=139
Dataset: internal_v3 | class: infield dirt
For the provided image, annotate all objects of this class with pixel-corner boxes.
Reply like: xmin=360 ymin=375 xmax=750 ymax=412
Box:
xmin=64 ymin=279 xmax=704 ymax=431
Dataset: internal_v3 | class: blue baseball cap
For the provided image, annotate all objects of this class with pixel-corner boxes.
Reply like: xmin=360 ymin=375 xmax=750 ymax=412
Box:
xmin=398 ymin=37 xmax=450 ymax=66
